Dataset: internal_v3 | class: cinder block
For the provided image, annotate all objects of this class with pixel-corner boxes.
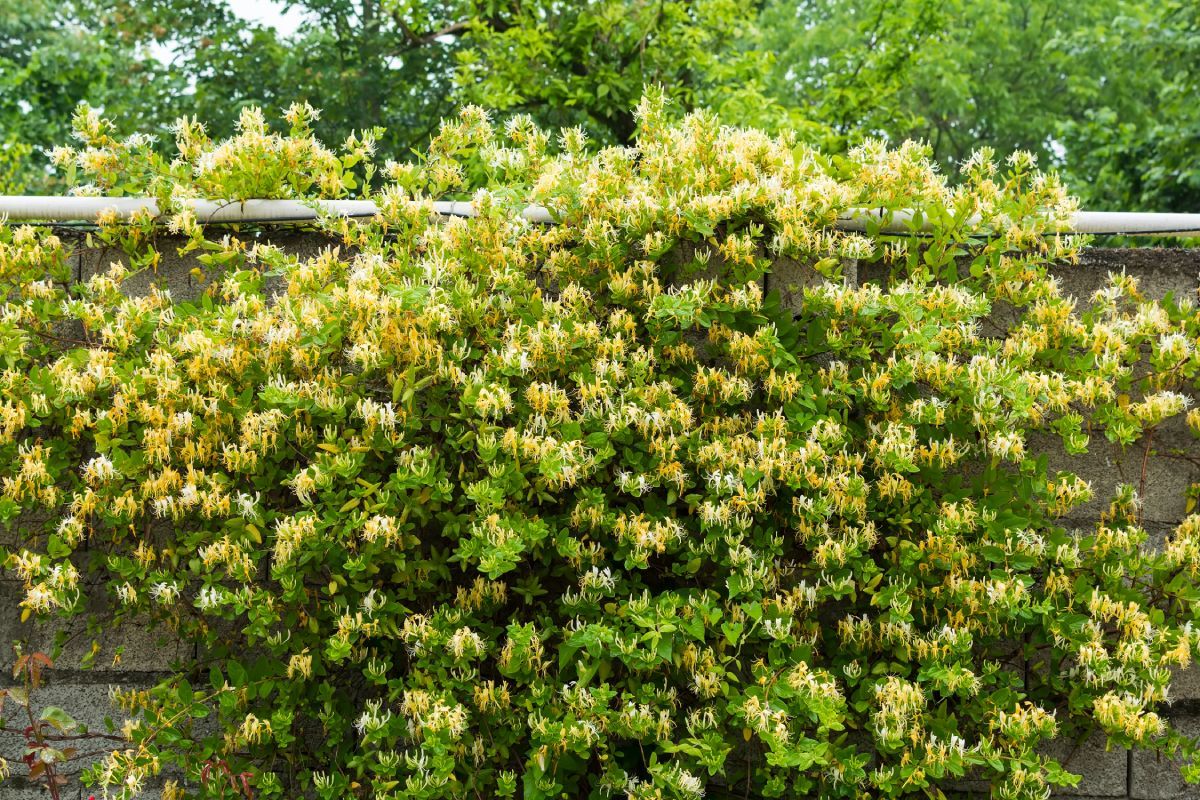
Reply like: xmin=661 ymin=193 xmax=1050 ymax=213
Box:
xmin=1069 ymin=250 xmax=1200 ymax=305
xmin=0 ymin=773 xmax=166 ymax=799
xmin=1170 ymin=664 xmax=1200 ymax=704
xmin=0 ymin=509 xmax=55 ymax=551
xmin=0 ymin=779 xmax=78 ymax=800
xmin=1031 ymin=411 xmax=1199 ymax=528
xmin=1131 ymin=715 xmax=1200 ymax=799
xmin=945 ymin=774 xmax=991 ymax=795
xmin=945 ymin=696 xmax=1126 ymax=796
xmin=1043 ymin=731 xmax=1129 ymax=797
xmin=0 ymin=581 xmax=188 ymax=674
xmin=0 ymin=680 xmax=155 ymax=769
xmin=76 ymin=229 xmax=339 ymax=304
xmin=768 ymin=254 xmax=833 ymax=315
xmin=0 ymin=677 xmax=190 ymax=798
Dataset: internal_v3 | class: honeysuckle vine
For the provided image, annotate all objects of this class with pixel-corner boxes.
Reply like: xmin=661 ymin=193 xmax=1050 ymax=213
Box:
xmin=0 ymin=90 xmax=1199 ymax=799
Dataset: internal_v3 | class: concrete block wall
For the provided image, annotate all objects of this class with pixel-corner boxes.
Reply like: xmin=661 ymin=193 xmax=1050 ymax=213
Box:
xmin=1043 ymin=249 xmax=1200 ymax=800
xmin=0 ymin=231 xmax=1197 ymax=799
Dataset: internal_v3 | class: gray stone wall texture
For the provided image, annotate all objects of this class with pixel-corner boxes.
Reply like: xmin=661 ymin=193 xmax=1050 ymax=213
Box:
xmin=0 ymin=233 xmax=1197 ymax=799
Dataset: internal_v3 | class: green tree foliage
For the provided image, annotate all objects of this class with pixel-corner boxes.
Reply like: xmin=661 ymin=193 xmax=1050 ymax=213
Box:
xmin=1 ymin=0 xmax=1198 ymax=209
xmin=454 ymin=0 xmax=779 ymax=142
xmin=5 ymin=0 xmax=776 ymax=184
xmin=266 ymin=0 xmax=776 ymax=151
xmin=760 ymin=1 xmax=1101 ymax=173
xmin=1055 ymin=2 xmax=1200 ymax=211
xmin=759 ymin=0 xmax=1200 ymax=211
xmin=0 ymin=0 xmax=119 ymax=191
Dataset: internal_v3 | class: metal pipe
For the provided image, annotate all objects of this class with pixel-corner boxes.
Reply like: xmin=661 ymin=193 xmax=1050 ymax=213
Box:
xmin=0 ymin=196 xmax=1197 ymax=236
xmin=0 ymin=196 xmax=555 ymax=225
xmin=836 ymin=207 xmax=1200 ymax=237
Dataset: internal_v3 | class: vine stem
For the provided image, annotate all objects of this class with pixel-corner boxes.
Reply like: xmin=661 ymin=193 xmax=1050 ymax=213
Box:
xmin=21 ymin=326 xmax=105 ymax=350
xmin=1139 ymin=429 xmax=1155 ymax=522
xmin=0 ymin=726 xmax=126 ymax=743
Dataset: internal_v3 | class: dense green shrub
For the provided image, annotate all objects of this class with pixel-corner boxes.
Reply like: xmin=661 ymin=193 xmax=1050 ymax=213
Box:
xmin=1 ymin=93 xmax=1200 ymax=799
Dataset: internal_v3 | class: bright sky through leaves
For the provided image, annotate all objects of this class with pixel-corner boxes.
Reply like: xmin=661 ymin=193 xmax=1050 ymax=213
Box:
xmin=226 ymin=0 xmax=307 ymax=35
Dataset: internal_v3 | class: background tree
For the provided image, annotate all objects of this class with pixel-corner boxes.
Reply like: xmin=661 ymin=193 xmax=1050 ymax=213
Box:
xmin=5 ymin=0 xmax=776 ymax=185
xmin=0 ymin=0 xmax=124 ymax=191
xmin=759 ymin=1 xmax=1108 ymax=170
xmin=454 ymin=0 xmax=780 ymax=142
xmin=758 ymin=0 xmax=1200 ymax=212
xmin=1 ymin=0 xmax=1197 ymax=211
xmin=1055 ymin=1 xmax=1200 ymax=211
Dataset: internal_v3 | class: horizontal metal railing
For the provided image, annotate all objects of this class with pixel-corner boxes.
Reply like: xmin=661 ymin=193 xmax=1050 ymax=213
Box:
xmin=1 ymin=196 xmax=1198 ymax=237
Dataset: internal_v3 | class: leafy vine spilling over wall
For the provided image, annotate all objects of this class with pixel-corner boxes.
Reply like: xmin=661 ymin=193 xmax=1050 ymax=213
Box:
xmin=1 ymin=90 xmax=1199 ymax=800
